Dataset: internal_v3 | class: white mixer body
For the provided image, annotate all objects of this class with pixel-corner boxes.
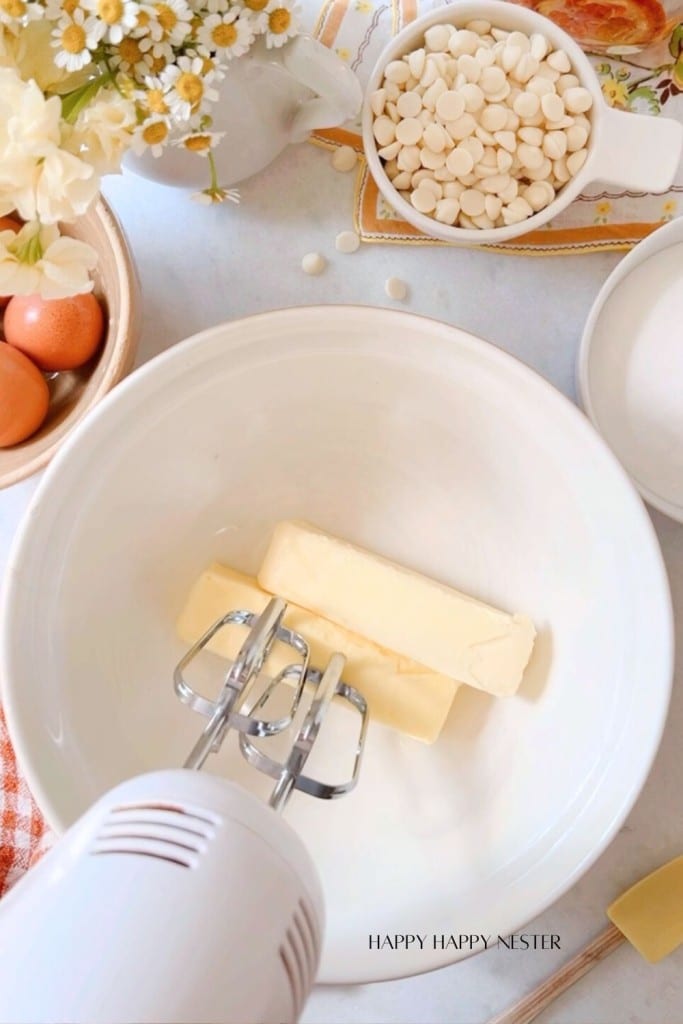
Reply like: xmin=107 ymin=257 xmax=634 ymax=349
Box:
xmin=0 ymin=770 xmax=324 ymax=1024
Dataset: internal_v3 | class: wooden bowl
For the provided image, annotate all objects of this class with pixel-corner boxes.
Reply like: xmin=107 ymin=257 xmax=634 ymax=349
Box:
xmin=0 ymin=196 xmax=141 ymax=488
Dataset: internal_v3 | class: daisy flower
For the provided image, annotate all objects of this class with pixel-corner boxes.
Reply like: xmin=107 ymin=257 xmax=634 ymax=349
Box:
xmin=83 ymin=0 xmax=139 ymax=44
xmin=173 ymin=127 xmax=225 ymax=156
xmin=0 ymin=0 xmax=42 ymax=28
xmin=44 ymin=0 xmax=83 ymax=15
xmin=108 ymin=33 xmax=155 ymax=77
xmin=161 ymin=54 xmax=219 ymax=120
xmin=197 ymin=10 xmax=254 ymax=59
xmin=51 ymin=9 xmax=105 ymax=72
xmin=146 ymin=0 xmax=193 ymax=47
xmin=135 ymin=75 xmax=171 ymax=119
xmin=192 ymin=185 xmax=240 ymax=205
xmin=132 ymin=116 xmax=171 ymax=157
xmin=263 ymin=0 xmax=300 ymax=48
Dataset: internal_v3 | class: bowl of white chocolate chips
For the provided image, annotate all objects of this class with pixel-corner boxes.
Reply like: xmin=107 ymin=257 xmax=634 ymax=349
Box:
xmin=362 ymin=0 xmax=683 ymax=242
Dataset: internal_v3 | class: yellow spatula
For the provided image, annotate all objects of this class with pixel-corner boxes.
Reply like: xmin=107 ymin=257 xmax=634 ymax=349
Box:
xmin=488 ymin=856 xmax=683 ymax=1024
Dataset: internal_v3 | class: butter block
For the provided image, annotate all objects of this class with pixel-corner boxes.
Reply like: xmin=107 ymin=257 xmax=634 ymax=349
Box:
xmin=257 ymin=521 xmax=535 ymax=697
xmin=177 ymin=564 xmax=460 ymax=743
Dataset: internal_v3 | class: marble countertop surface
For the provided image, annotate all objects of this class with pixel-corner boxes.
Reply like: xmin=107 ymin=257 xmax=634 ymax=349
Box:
xmin=0 ymin=143 xmax=681 ymax=1024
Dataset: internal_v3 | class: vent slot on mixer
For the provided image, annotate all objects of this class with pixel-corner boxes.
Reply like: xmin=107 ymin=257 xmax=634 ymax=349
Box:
xmin=90 ymin=803 xmax=217 ymax=868
xmin=279 ymin=900 xmax=320 ymax=1017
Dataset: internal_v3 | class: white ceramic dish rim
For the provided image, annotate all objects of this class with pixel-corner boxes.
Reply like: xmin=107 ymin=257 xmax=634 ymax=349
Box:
xmin=0 ymin=306 xmax=674 ymax=982
xmin=361 ymin=0 xmax=681 ymax=245
xmin=577 ymin=217 xmax=683 ymax=523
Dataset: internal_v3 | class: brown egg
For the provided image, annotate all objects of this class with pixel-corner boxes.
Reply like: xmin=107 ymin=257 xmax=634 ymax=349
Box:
xmin=4 ymin=292 xmax=105 ymax=372
xmin=0 ymin=343 xmax=50 ymax=447
xmin=0 ymin=216 xmax=22 ymax=308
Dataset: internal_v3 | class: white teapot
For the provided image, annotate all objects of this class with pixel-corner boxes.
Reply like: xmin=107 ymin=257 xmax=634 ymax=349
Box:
xmin=125 ymin=35 xmax=362 ymax=189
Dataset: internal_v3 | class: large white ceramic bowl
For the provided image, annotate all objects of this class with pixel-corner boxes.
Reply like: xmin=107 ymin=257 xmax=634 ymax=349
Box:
xmin=0 ymin=307 xmax=673 ymax=983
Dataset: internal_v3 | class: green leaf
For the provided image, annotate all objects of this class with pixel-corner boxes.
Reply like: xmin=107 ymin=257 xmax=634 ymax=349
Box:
xmin=61 ymin=72 xmax=112 ymax=124
xmin=669 ymin=22 xmax=683 ymax=59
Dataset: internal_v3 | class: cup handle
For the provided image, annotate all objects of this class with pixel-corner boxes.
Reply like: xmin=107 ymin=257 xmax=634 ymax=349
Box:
xmin=592 ymin=107 xmax=683 ymax=192
xmin=282 ymin=35 xmax=363 ymax=143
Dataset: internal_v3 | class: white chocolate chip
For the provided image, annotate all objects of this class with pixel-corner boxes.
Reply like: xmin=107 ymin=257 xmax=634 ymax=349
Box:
xmin=514 ymin=53 xmax=539 ymax=83
xmin=435 ymin=89 xmax=466 ymax=121
xmin=448 ymin=29 xmax=480 ymax=56
xmin=396 ymin=117 xmax=423 ymax=146
xmin=501 ymin=45 xmax=522 ymax=73
xmin=423 ymin=122 xmax=447 ymax=152
xmin=392 ymin=170 xmax=412 ymax=190
xmin=420 ymin=177 xmax=443 ymax=198
xmin=493 ymin=129 xmax=517 ymax=152
xmin=541 ymin=92 xmax=564 ymax=122
xmin=513 ymin=90 xmax=540 ymax=118
xmin=461 ymin=82 xmax=485 ymax=112
xmin=444 ymin=181 xmax=465 ymax=198
xmin=378 ymin=140 xmax=401 ymax=160
xmin=518 ymin=126 xmax=543 ymax=146
xmin=547 ymin=48 xmax=571 ymax=73
xmin=565 ymin=122 xmax=589 ymax=152
xmin=566 ymin=147 xmax=588 ymax=175
xmin=529 ymin=32 xmax=549 ymax=61
xmin=475 ymin=125 xmax=497 ymax=145
xmin=396 ymin=144 xmax=422 ymax=171
xmin=301 ymin=252 xmax=326 ymax=275
xmin=420 ymin=147 xmax=446 ymax=169
xmin=481 ymin=172 xmax=511 ymax=194
xmin=446 ymin=112 xmax=477 ymax=140
xmin=502 ymin=195 xmax=534 ymax=224
xmin=542 ymin=130 xmax=567 ymax=160
xmin=384 ymin=59 xmax=411 ymax=84
xmin=523 ymin=180 xmax=555 ymax=210
xmin=480 ymin=103 xmax=508 ymax=132
xmin=408 ymin=47 xmax=426 ymax=79
xmin=517 ymin=142 xmax=544 ymax=169
xmin=467 ymin=18 xmax=491 ymax=34
xmin=556 ymin=73 xmax=580 ymax=95
xmin=524 ymin=156 xmax=552 ymax=180
xmin=459 ymin=53 xmax=482 ymax=82
xmin=508 ymin=30 xmax=531 ymax=52
xmin=496 ymin=148 xmax=513 ymax=173
xmin=480 ymin=65 xmax=506 ymax=94
xmin=526 ymin=75 xmax=555 ymax=97
xmin=411 ymin=186 xmax=438 ymax=213
xmin=484 ymin=193 xmax=502 ymax=219
xmin=370 ymin=88 xmax=387 ymax=118
xmin=460 ymin=187 xmax=486 ymax=216
xmin=332 ymin=144 xmax=357 ymax=172
xmin=460 ymin=136 xmax=485 ymax=163
xmin=553 ymin=155 xmax=571 ymax=183
xmin=425 ymin=23 xmax=452 ymax=52
xmin=563 ymin=86 xmax=593 ymax=113
xmin=446 ymin=146 xmax=474 ymax=176
xmin=434 ymin=196 xmax=461 ymax=223
xmin=335 ymin=230 xmax=360 ymax=253
xmin=385 ymin=101 xmax=400 ymax=123
xmin=373 ymin=116 xmax=396 ymax=146
xmin=385 ymin=276 xmax=408 ymax=300
xmin=397 ymin=90 xmax=423 ymax=118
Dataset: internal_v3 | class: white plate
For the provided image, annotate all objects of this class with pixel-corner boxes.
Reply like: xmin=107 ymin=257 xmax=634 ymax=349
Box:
xmin=578 ymin=217 xmax=683 ymax=523
xmin=0 ymin=307 xmax=673 ymax=983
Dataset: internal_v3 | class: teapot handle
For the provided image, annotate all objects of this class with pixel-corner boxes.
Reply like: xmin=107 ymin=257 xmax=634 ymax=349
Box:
xmin=282 ymin=35 xmax=363 ymax=142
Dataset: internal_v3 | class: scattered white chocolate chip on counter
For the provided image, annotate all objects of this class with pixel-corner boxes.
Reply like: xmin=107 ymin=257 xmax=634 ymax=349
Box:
xmin=370 ymin=21 xmax=593 ymax=230
xmin=385 ymin=276 xmax=408 ymax=301
xmin=331 ymin=145 xmax=358 ymax=172
xmin=335 ymin=230 xmax=361 ymax=254
xmin=301 ymin=252 xmax=326 ymax=275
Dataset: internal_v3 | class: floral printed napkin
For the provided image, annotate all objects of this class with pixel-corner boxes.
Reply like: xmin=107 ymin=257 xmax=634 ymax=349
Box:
xmin=307 ymin=0 xmax=683 ymax=252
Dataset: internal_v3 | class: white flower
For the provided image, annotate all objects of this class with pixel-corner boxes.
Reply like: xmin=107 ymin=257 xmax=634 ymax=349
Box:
xmin=63 ymin=87 xmax=136 ymax=174
xmin=135 ymin=75 xmax=171 ymax=118
xmin=34 ymin=149 xmax=100 ymax=224
xmin=161 ymin=54 xmax=219 ymax=120
xmin=197 ymin=10 xmax=254 ymax=58
xmin=263 ymin=0 xmax=299 ymax=47
xmin=0 ymin=0 xmax=42 ymax=28
xmin=191 ymin=185 xmax=240 ymax=205
xmin=0 ymin=19 xmax=93 ymax=95
xmin=0 ymin=67 xmax=62 ymax=158
xmin=143 ymin=0 xmax=193 ymax=47
xmin=82 ymin=0 xmax=139 ymax=44
xmin=173 ymin=127 xmax=225 ymax=156
xmin=132 ymin=116 xmax=171 ymax=157
xmin=51 ymin=9 xmax=105 ymax=72
xmin=204 ymin=0 xmax=229 ymax=12
xmin=108 ymin=32 xmax=155 ymax=77
xmin=0 ymin=222 xmax=98 ymax=299
xmin=238 ymin=0 xmax=270 ymax=32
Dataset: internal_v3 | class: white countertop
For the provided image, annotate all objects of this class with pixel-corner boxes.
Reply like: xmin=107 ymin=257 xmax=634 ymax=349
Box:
xmin=1 ymin=143 xmax=681 ymax=1024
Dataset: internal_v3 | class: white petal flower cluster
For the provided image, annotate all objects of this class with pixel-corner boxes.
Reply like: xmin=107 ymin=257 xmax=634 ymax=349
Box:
xmin=0 ymin=222 xmax=98 ymax=299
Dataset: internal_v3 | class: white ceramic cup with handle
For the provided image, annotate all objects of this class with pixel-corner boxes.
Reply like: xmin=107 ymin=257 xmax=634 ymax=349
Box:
xmin=362 ymin=0 xmax=683 ymax=245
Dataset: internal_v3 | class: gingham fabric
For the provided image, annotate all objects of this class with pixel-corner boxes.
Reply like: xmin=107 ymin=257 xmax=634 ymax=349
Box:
xmin=0 ymin=709 xmax=50 ymax=897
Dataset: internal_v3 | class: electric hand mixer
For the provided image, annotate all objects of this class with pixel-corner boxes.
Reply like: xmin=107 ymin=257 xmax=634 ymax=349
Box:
xmin=0 ymin=598 xmax=368 ymax=1024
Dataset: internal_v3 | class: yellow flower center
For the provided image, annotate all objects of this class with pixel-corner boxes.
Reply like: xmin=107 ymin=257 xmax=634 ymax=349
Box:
xmin=142 ymin=121 xmax=169 ymax=145
xmin=0 ymin=0 xmax=26 ymax=16
xmin=175 ymin=71 xmax=203 ymax=106
xmin=118 ymin=36 xmax=141 ymax=64
xmin=201 ymin=56 xmax=215 ymax=74
xmin=268 ymin=8 xmax=291 ymax=34
xmin=63 ymin=0 xmax=79 ymax=13
xmin=212 ymin=22 xmax=237 ymax=47
xmin=149 ymin=54 xmax=166 ymax=73
xmin=184 ymin=134 xmax=212 ymax=152
xmin=136 ymin=9 xmax=149 ymax=27
xmin=146 ymin=87 xmax=168 ymax=114
xmin=244 ymin=0 xmax=267 ymax=11
xmin=155 ymin=3 xmax=177 ymax=33
xmin=98 ymin=0 xmax=123 ymax=24
xmin=61 ymin=22 xmax=86 ymax=53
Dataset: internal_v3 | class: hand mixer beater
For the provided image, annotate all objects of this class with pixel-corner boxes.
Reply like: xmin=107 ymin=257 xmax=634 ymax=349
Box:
xmin=0 ymin=598 xmax=369 ymax=1024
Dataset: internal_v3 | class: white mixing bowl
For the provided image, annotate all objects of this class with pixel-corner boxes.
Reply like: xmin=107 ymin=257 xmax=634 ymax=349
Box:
xmin=0 ymin=307 xmax=673 ymax=983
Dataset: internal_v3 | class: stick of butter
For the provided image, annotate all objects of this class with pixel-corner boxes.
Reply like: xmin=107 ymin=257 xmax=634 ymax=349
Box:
xmin=257 ymin=521 xmax=536 ymax=697
xmin=177 ymin=564 xmax=460 ymax=743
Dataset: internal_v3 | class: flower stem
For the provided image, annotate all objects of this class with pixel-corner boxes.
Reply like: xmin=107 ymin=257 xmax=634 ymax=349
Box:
xmin=61 ymin=71 xmax=113 ymax=124
xmin=208 ymin=149 xmax=219 ymax=192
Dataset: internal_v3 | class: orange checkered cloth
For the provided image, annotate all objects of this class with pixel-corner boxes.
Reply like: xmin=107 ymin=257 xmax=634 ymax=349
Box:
xmin=0 ymin=709 xmax=50 ymax=897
